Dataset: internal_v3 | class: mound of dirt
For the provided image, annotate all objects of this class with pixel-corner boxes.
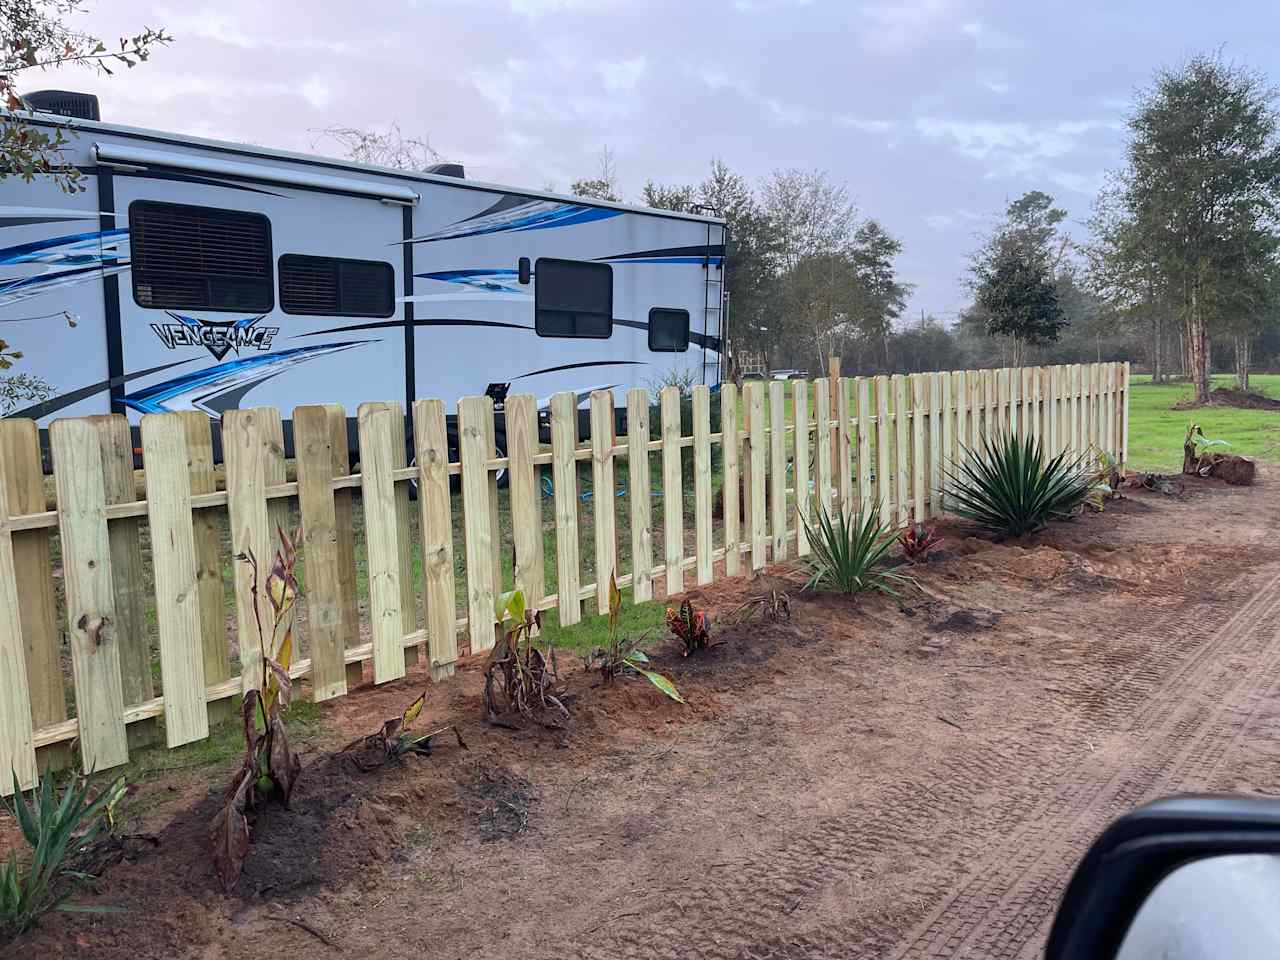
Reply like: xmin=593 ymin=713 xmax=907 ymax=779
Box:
xmin=1174 ymin=387 xmax=1280 ymax=411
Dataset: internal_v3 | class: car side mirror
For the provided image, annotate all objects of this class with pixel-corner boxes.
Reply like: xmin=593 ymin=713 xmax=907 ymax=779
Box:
xmin=1047 ymin=795 xmax=1280 ymax=959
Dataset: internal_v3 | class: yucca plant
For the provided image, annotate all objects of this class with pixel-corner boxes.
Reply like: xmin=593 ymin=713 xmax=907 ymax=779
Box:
xmin=799 ymin=506 xmax=912 ymax=598
xmin=945 ymin=432 xmax=1093 ymax=537
xmin=2 ymin=771 xmax=125 ymax=936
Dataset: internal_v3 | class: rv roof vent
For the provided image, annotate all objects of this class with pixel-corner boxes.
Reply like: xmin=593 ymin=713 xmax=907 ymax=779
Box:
xmin=424 ymin=162 xmax=464 ymax=179
xmin=23 ymin=90 xmax=101 ymax=121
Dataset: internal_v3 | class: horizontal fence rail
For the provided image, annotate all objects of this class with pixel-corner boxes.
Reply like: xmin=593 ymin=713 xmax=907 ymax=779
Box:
xmin=0 ymin=361 xmax=1129 ymax=793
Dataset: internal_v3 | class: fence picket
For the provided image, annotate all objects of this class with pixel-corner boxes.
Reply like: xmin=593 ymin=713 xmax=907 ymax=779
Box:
xmin=1 ymin=420 xmax=67 ymax=775
xmin=413 ymin=399 xmax=460 ymax=679
xmin=357 ymin=402 xmax=411 ymax=682
xmin=139 ymin=414 xmax=209 ymax=749
xmin=720 ymin=383 xmax=741 ymax=578
xmin=836 ymin=377 xmax=853 ymax=516
xmin=627 ymin=389 xmax=655 ymax=596
xmin=875 ymin=376 xmax=892 ymax=527
xmin=792 ymin=381 xmax=811 ymax=556
xmin=893 ymin=375 xmax=910 ymax=527
xmin=505 ymin=395 xmax=544 ymax=627
xmin=1121 ymin=362 xmax=1131 ymax=469
xmin=768 ymin=380 xmax=788 ymax=560
xmin=296 ymin=405 xmax=355 ymax=700
xmin=0 ymin=421 xmax=39 ymax=795
xmin=744 ymin=381 xmax=768 ymax=571
xmin=590 ymin=391 xmax=619 ymax=611
xmin=458 ymin=396 xmax=500 ymax=654
xmin=940 ymin=373 xmax=953 ymax=514
xmin=693 ymin=385 xmax=714 ymax=581
xmin=928 ymin=373 xmax=943 ymax=518
xmin=50 ymin=418 xmax=129 ymax=771
xmin=96 ymin=415 xmax=160 ymax=745
xmin=910 ymin=375 xmax=927 ymax=522
xmin=854 ymin=377 xmax=873 ymax=518
xmin=551 ymin=391 xmax=582 ymax=626
xmin=812 ymin=378 xmax=832 ymax=525
xmin=660 ymin=386 xmax=685 ymax=594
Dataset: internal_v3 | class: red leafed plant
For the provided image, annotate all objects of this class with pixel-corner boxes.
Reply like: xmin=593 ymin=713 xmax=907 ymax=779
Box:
xmin=898 ymin=522 xmax=940 ymax=563
xmin=666 ymin=599 xmax=711 ymax=657
xmin=209 ymin=524 xmax=303 ymax=892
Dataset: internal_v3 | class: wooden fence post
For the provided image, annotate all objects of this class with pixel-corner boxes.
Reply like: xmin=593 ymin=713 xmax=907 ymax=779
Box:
xmin=140 ymin=414 xmax=210 ymax=749
xmin=834 ymin=377 xmax=853 ymax=519
xmin=813 ymin=378 xmax=832 ymax=525
xmin=550 ymin=391 xmax=582 ymax=626
xmin=0 ymin=422 xmax=39 ymax=795
xmin=413 ymin=399 xmax=460 ymax=680
xmin=626 ymin=388 xmax=655 ymax=597
xmin=457 ymin=396 xmax=500 ymax=653
xmin=92 ymin=415 xmax=159 ymax=746
xmin=1121 ymin=361 xmax=1131 ymax=471
xmin=590 ymin=391 xmax=619 ymax=611
xmin=719 ymin=383 xmax=741 ymax=578
xmin=828 ymin=355 xmax=840 ymax=494
xmin=792 ymin=381 xmax=811 ymax=557
xmin=693 ymin=385 xmax=714 ymax=583
xmin=50 ymin=418 xmax=129 ymax=772
xmin=660 ymin=385 xmax=684 ymax=595
xmin=768 ymin=380 xmax=787 ymax=561
xmin=875 ymin=376 xmax=892 ymax=527
xmin=1 ymin=419 xmax=67 ymax=776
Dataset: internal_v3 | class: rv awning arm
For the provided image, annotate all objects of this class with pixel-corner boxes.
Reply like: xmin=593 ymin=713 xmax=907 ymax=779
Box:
xmin=92 ymin=143 xmax=421 ymax=205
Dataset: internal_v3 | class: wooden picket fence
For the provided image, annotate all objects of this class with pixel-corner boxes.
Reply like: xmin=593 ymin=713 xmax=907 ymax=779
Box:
xmin=0 ymin=361 xmax=1129 ymax=795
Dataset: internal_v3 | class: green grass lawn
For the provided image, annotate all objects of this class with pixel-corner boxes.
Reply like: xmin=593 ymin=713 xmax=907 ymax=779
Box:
xmin=1126 ymin=373 xmax=1280 ymax=472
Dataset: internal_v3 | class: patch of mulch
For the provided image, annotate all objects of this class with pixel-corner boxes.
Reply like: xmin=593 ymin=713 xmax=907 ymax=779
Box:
xmin=1173 ymin=386 xmax=1280 ymax=411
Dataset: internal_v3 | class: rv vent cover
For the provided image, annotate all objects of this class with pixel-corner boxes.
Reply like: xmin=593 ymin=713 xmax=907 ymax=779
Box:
xmin=23 ymin=90 xmax=101 ymax=121
xmin=424 ymin=162 xmax=465 ymax=179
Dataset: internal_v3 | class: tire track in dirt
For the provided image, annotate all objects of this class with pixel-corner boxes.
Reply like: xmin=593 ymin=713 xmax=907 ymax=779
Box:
xmin=891 ymin=566 xmax=1280 ymax=960
xmin=550 ymin=553 xmax=1280 ymax=960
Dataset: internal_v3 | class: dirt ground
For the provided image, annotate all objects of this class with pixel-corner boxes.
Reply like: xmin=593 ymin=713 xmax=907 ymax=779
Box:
xmin=6 ymin=468 xmax=1280 ymax=960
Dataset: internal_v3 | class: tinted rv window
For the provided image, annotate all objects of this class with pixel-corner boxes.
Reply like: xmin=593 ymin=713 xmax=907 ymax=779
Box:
xmin=534 ymin=258 xmax=612 ymax=338
xmin=648 ymin=308 xmax=690 ymax=352
xmin=129 ymin=201 xmax=273 ymax=312
xmin=279 ymin=255 xmax=395 ymax=317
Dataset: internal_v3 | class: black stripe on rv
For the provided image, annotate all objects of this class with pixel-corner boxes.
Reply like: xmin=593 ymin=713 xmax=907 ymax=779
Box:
xmin=511 ymin=360 xmax=645 ymax=381
xmin=9 ymin=358 xmax=196 ymax=421
xmin=610 ymin=318 xmax=722 ymax=353
xmin=596 ymin=244 xmax=726 ymax=261
xmin=107 ymin=167 xmax=286 ymax=197
xmin=293 ymin=318 xmax=534 ymax=338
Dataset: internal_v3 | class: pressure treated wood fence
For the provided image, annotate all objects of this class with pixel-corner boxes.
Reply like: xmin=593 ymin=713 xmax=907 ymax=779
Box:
xmin=0 ymin=361 xmax=1129 ymax=794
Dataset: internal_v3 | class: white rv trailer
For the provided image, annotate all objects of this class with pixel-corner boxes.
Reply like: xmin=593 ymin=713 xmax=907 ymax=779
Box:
xmin=0 ymin=94 xmax=726 ymax=459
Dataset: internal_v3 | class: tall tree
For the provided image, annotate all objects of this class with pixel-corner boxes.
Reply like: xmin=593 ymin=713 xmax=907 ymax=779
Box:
xmin=641 ymin=180 xmax=695 ymax=212
xmin=2 ymin=0 xmax=170 ymax=193
xmin=1113 ymin=55 xmax=1280 ymax=402
xmin=967 ymin=191 xmax=1071 ymax=365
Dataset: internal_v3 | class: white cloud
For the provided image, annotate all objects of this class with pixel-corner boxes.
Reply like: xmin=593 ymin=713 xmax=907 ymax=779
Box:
xmin=858 ymin=0 xmax=959 ymax=51
xmin=733 ymin=0 xmax=813 ymax=11
xmin=299 ymin=76 xmax=332 ymax=109
xmin=598 ymin=57 xmax=648 ymax=93
xmin=914 ymin=117 xmax=1107 ymax=174
xmin=983 ymin=79 xmax=1011 ymax=95
xmin=837 ymin=115 xmax=895 ymax=133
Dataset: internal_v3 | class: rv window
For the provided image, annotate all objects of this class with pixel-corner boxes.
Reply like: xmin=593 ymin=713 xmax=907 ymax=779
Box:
xmin=534 ymin=258 xmax=612 ymax=339
xmin=648 ymin=308 xmax=690 ymax=352
xmin=279 ymin=255 xmax=395 ymax=317
xmin=129 ymin=201 xmax=273 ymax=312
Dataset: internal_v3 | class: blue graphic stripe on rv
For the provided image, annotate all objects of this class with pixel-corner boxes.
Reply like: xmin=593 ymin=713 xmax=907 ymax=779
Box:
xmin=598 ymin=256 xmax=724 ymax=265
xmin=408 ymin=200 xmax=622 ymax=244
xmin=416 ymin=268 xmax=526 ymax=293
xmin=0 ymin=228 xmax=129 ymax=264
xmin=122 ymin=341 xmax=368 ymax=414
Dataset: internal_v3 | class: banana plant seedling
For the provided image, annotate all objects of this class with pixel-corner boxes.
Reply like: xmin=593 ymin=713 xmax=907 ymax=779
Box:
xmin=342 ymin=692 xmax=467 ymax=771
xmin=589 ymin=573 xmax=684 ymax=703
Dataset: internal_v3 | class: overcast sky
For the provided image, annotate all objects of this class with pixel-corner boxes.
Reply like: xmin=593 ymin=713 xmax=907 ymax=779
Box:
xmin=48 ymin=0 xmax=1280 ymax=324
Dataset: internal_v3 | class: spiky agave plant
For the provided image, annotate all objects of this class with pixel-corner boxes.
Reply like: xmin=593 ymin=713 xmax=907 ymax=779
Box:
xmin=2 ymin=772 xmax=125 ymax=936
xmin=945 ymin=432 xmax=1093 ymax=537
xmin=799 ymin=506 xmax=912 ymax=598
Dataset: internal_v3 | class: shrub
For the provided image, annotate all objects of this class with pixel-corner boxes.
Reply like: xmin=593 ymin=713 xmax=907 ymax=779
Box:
xmin=799 ymin=506 xmax=912 ymax=598
xmin=898 ymin=522 xmax=940 ymax=563
xmin=483 ymin=589 xmax=568 ymax=725
xmin=2 ymin=772 xmax=125 ymax=936
xmin=666 ymin=599 xmax=711 ymax=656
xmin=946 ymin=432 xmax=1092 ymax=537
